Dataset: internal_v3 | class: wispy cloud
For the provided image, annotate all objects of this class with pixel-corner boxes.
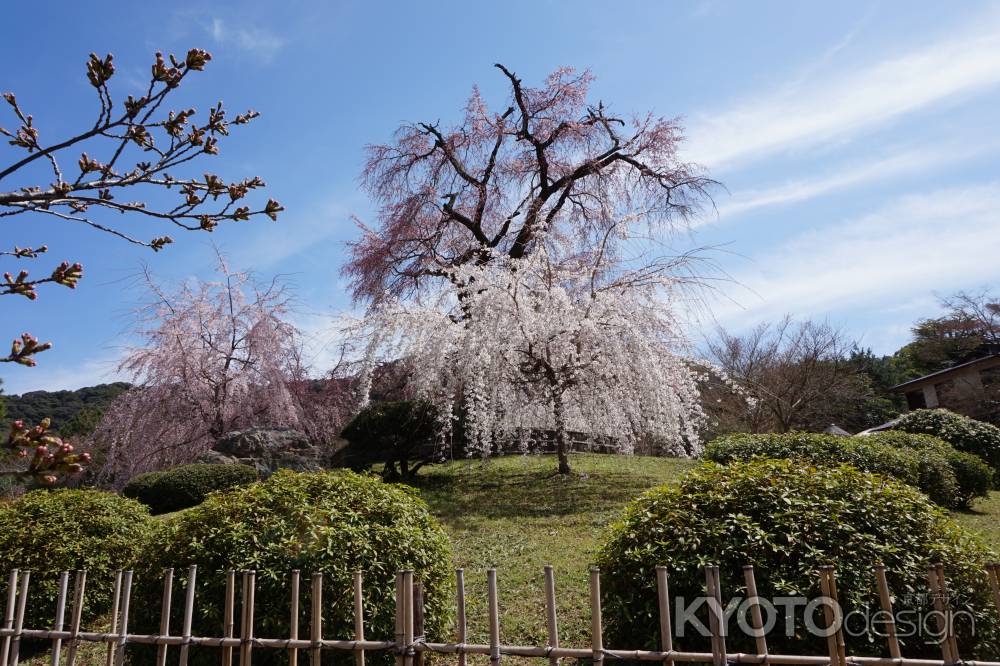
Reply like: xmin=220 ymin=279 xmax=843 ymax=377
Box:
xmin=715 ymin=139 xmax=994 ymax=219
xmin=687 ymin=11 xmax=1000 ymax=169
xmin=209 ymin=18 xmax=284 ymax=62
xmin=2 ymin=353 xmax=126 ymax=395
xmin=712 ymin=182 xmax=1000 ymax=330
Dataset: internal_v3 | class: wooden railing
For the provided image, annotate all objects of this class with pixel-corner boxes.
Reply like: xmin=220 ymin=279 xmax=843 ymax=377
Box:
xmin=2 ymin=563 xmax=1000 ymax=666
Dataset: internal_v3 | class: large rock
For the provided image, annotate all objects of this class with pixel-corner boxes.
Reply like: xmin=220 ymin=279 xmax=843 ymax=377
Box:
xmin=198 ymin=427 xmax=346 ymax=477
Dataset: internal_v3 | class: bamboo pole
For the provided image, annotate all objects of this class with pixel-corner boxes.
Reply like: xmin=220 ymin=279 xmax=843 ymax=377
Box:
xmin=242 ymin=571 xmax=256 ymax=666
xmin=66 ymin=571 xmax=86 ymax=666
xmin=487 ymin=569 xmax=500 ymax=666
xmin=50 ymin=571 xmax=69 ymax=666
xmin=873 ymin=565 xmax=901 ymax=659
xmin=402 ymin=570 xmax=414 ymax=666
xmin=543 ymin=565 xmax=559 ymax=666
xmin=826 ymin=567 xmax=847 ymax=666
xmin=455 ymin=569 xmax=467 ymax=666
xmin=290 ymin=570 xmax=300 ymax=666
xmin=222 ymin=570 xmax=235 ymax=666
xmin=712 ymin=566 xmax=727 ymax=663
xmin=655 ymin=566 xmax=674 ymax=666
xmin=988 ymin=564 xmax=1000 ymax=618
xmin=310 ymin=572 xmax=322 ymax=666
xmin=742 ymin=566 xmax=768 ymax=659
xmin=589 ymin=568 xmax=604 ymax=666
xmin=394 ymin=573 xmax=404 ymax=666
xmin=926 ymin=566 xmax=955 ymax=665
xmin=113 ymin=570 xmax=133 ymax=666
xmin=179 ymin=565 xmax=198 ymax=666
xmin=10 ymin=570 xmax=30 ymax=666
xmin=412 ymin=582 xmax=424 ymax=666
xmin=353 ymin=571 xmax=365 ymax=666
xmin=935 ymin=564 xmax=960 ymax=663
xmin=1 ymin=570 xmax=17 ymax=666
xmin=105 ymin=570 xmax=122 ymax=666
xmin=156 ymin=568 xmax=175 ymax=666
xmin=703 ymin=566 xmax=724 ymax=666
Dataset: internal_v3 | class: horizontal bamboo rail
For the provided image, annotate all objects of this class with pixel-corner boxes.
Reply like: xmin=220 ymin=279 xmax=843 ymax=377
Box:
xmin=2 ymin=563 xmax=1000 ymax=666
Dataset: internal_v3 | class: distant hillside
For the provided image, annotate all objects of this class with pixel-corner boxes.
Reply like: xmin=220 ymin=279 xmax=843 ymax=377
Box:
xmin=2 ymin=382 xmax=131 ymax=431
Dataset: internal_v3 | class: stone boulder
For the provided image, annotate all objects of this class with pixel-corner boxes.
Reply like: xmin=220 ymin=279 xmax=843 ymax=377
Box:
xmin=198 ymin=427 xmax=346 ymax=478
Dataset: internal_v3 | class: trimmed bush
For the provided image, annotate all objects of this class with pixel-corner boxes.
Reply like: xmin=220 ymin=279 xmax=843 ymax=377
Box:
xmin=891 ymin=408 xmax=1000 ymax=475
xmin=132 ymin=470 xmax=452 ymax=666
xmin=122 ymin=463 xmax=258 ymax=514
xmin=0 ymin=489 xmax=154 ymax=630
xmin=865 ymin=431 xmax=993 ymax=507
xmin=703 ymin=431 xmax=971 ymax=507
xmin=596 ymin=459 xmax=1000 ymax=659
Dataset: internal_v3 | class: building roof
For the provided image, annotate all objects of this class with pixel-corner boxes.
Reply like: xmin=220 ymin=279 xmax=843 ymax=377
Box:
xmin=891 ymin=354 xmax=1000 ymax=392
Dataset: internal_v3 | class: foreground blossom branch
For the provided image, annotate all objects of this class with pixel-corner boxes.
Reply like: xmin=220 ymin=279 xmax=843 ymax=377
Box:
xmin=0 ymin=48 xmax=283 ymax=483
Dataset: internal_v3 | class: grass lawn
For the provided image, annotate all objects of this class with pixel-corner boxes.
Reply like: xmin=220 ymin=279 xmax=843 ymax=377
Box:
xmin=406 ymin=453 xmax=697 ymax=651
xmin=952 ymin=490 xmax=1000 ymax=551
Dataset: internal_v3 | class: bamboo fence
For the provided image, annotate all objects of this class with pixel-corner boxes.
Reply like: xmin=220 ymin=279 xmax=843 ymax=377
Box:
xmin=2 ymin=562 xmax=1000 ymax=666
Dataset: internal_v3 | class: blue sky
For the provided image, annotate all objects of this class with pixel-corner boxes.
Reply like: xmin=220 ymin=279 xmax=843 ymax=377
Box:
xmin=3 ymin=1 xmax=1000 ymax=394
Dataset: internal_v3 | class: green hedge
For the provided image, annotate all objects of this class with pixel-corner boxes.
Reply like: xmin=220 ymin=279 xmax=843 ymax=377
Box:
xmin=596 ymin=459 xmax=1000 ymax=659
xmin=132 ymin=470 xmax=452 ymax=666
xmin=0 ymin=489 xmax=154 ymax=629
xmin=703 ymin=431 xmax=989 ymax=508
xmin=122 ymin=463 xmax=258 ymax=514
xmin=892 ymin=409 xmax=1000 ymax=476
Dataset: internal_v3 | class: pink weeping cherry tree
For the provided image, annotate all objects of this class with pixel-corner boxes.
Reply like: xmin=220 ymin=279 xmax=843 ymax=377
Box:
xmin=88 ymin=256 xmax=329 ymax=488
xmin=346 ymin=64 xmax=719 ymax=473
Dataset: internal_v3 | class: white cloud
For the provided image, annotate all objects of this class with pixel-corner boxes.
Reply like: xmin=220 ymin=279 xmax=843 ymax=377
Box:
xmin=209 ymin=18 xmax=284 ymax=62
xmin=715 ymin=139 xmax=994 ymax=220
xmin=687 ymin=12 xmax=1000 ymax=169
xmin=711 ymin=182 xmax=1000 ymax=333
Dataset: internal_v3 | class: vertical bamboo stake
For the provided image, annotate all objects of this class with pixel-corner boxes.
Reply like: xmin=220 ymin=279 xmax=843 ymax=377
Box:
xmin=310 ymin=572 xmax=322 ymax=666
xmin=589 ymin=568 xmax=604 ymax=666
xmin=66 ymin=571 xmax=86 ymax=666
xmin=818 ymin=567 xmax=846 ymax=666
xmin=935 ymin=563 xmax=960 ymax=663
xmin=10 ymin=570 xmax=30 ymax=666
xmin=242 ymin=571 xmax=256 ymax=666
xmin=712 ymin=566 xmax=727 ymax=663
xmin=827 ymin=567 xmax=847 ymax=666
xmin=703 ymin=566 xmax=723 ymax=666
xmin=290 ymin=570 xmax=300 ymax=666
xmin=222 ymin=571 xmax=235 ymax=666
xmin=543 ymin=566 xmax=559 ymax=666
xmin=926 ymin=566 xmax=953 ymax=665
xmin=412 ymin=583 xmax=424 ymax=666
xmin=455 ymin=570 xmax=467 ymax=666
xmin=742 ymin=566 xmax=768 ymax=659
xmin=113 ymin=570 xmax=133 ymax=666
xmin=179 ymin=565 xmax=198 ymax=666
xmin=1 ymin=570 xmax=18 ymax=666
xmin=105 ymin=570 xmax=122 ymax=666
xmin=487 ymin=569 xmax=500 ymax=666
xmin=655 ymin=567 xmax=674 ymax=666
xmin=353 ymin=571 xmax=365 ymax=666
xmin=402 ymin=570 xmax=414 ymax=666
xmin=50 ymin=571 xmax=70 ymax=666
xmin=988 ymin=564 xmax=1000 ymax=619
xmin=394 ymin=573 xmax=404 ymax=666
xmin=156 ymin=568 xmax=175 ymax=666
xmin=873 ymin=565 xmax=901 ymax=659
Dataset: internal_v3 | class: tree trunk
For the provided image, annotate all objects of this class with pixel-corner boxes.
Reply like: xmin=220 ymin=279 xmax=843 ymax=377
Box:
xmin=553 ymin=391 xmax=571 ymax=475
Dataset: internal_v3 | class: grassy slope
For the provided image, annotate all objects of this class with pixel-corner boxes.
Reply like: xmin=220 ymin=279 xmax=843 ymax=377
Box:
xmin=406 ymin=453 xmax=697 ymax=649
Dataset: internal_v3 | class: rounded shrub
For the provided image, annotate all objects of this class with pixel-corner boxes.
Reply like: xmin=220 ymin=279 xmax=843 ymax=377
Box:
xmin=891 ymin=409 xmax=1000 ymax=476
xmin=0 ymin=489 xmax=154 ymax=630
xmin=122 ymin=463 xmax=258 ymax=514
xmin=132 ymin=470 xmax=452 ymax=666
xmin=596 ymin=459 xmax=1000 ymax=659
xmin=865 ymin=431 xmax=993 ymax=507
xmin=703 ymin=432 xmax=967 ymax=507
